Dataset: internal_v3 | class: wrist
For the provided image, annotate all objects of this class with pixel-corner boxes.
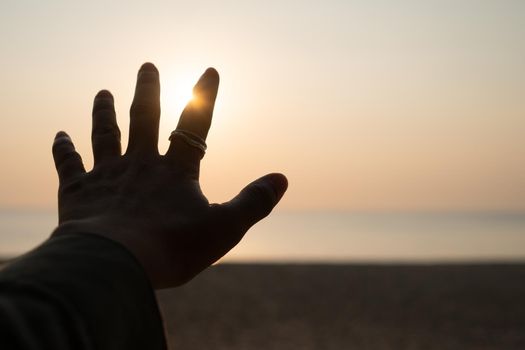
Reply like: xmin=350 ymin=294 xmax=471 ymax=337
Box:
xmin=52 ymin=219 xmax=151 ymax=279
xmin=52 ymin=219 xmax=177 ymax=289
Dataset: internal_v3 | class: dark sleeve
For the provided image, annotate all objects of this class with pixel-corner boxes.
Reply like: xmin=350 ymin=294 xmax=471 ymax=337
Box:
xmin=0 ymin=233 xmax=167 ymax=350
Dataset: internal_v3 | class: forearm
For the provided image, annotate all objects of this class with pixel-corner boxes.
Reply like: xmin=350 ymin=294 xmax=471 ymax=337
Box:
xmin=0 ymin=232 xmax=167 ymax=350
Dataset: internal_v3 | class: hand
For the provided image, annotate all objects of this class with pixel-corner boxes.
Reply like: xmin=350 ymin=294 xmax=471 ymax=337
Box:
xmin=51 ymin=63 xmax=288 ymax=289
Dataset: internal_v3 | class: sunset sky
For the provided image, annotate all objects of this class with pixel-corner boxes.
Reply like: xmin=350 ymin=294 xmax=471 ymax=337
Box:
xmin=0 ymin=0 xmax=524 ymax=212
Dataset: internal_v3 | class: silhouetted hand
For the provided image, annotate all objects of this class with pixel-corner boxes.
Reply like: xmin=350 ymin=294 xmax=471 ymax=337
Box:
xmin=51 ymin=63 xmax=287 ymax=289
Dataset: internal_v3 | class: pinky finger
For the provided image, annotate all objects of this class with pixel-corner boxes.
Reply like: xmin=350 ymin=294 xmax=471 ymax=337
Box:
xmin=52 ymin=131 xmax=86 ymax=183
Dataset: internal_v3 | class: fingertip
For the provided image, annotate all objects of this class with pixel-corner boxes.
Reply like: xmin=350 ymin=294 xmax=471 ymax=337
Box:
xmin=225 ymin=173 xmax=287 ymax=229
xmin=139 ymin=62 xmax=159 ymax=74
xmin=93 ymin=90 xmax=115 ymax=114
xmin=55 ymin=131 xmax=70 ymax=140
xmin=204 ymin=67 xmax=219 ymax=82
xmin=266 ymin=173 xmax=288 ymax=201
xmin=95 ymin=89 xmax=113 ymax=99
xmin=136 ymin=62 xmax=160 ymax=86
xmin=192 ymin=67 xmax=219 ymax=98
xmin=193 ymin=68 xmax=219 ymax=91
xmin=53 ymin=131 xmax=73 ymax=151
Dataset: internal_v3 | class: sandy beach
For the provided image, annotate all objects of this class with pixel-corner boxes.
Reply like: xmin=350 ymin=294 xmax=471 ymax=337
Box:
xmin=158 ymin=263 xmax=525 ymax=350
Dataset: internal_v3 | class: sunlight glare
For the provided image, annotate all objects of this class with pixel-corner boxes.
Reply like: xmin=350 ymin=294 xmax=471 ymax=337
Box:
xmin=161 ymin=71 xmax=198 ymax=120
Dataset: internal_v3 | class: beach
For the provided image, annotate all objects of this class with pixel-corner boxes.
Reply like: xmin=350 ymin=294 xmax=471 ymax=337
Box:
xmin=158 ymin=263 xmax=525 ymax=349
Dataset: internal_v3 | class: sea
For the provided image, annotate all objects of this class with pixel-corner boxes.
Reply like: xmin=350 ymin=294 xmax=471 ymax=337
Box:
xmin=1 ymin=210 xmax=524 ymax=263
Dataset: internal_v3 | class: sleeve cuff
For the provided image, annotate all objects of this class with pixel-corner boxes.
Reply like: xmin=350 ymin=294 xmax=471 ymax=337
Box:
xmin=0 ymin=233 xmax=167 ymax=350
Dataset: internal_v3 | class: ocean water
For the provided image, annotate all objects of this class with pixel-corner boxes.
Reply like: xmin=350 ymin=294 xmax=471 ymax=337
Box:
xmin=1 ymin=210 xmax=524 ymax=262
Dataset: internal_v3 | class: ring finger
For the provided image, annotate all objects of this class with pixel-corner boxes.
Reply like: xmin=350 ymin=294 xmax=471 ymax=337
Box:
xmin=166 ymin=68 xmax=219 ymax=172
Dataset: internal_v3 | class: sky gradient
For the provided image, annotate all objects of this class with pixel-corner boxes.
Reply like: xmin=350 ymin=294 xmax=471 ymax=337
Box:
xmin=0 ymin=0 xmax=524 ymax=211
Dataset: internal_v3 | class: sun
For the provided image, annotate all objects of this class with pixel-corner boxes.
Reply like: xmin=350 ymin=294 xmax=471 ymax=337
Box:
xmin=160 ymin=71 xmax=198 ymax=120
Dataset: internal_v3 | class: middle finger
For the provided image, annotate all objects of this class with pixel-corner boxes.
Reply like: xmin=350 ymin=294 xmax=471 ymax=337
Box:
xmin=126 ymin=62 xmax=161 ymax=156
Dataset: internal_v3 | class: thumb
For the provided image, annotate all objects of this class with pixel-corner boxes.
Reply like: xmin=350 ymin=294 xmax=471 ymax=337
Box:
xmin=222 ymin=173 xmax=288 ymax=231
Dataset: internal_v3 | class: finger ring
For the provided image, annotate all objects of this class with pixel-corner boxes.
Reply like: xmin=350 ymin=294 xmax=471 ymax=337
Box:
xmin=169 ymin=129 xmax=207 ymax=154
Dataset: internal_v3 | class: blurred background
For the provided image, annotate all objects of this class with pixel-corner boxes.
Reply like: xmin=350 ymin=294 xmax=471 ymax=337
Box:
xmin=0 ymin=0 xmax=524 ymax=261
xmin=1 ymin=1 xmax=524 ymax=348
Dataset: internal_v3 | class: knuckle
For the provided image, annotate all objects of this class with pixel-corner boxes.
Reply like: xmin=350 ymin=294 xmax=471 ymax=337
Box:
xmin=130 ymin=102 xmax=160 ymax=117
xmin=92 ymin=124 xmax=121 ymax=139
xmin=248 ymin=183 xmax=275 ymax=212
xmin=55 ymin=150 xmax=81 ymax=167
xmin=52 ymin=139 xmax=72 ymax=154
xmin=58 ymin=176 xmax=85 ymax=196
xmin=92 ymin=101 xmax=115 ymax=114
xmin=236 ymin=183 xmax=274 ymax=222
xmin=137 ymin=70 xmax=159 ymax=83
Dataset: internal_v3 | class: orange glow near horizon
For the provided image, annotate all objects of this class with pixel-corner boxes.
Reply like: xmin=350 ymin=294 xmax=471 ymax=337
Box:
xmin=0 ymin=1 xmax=524 ymax=212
